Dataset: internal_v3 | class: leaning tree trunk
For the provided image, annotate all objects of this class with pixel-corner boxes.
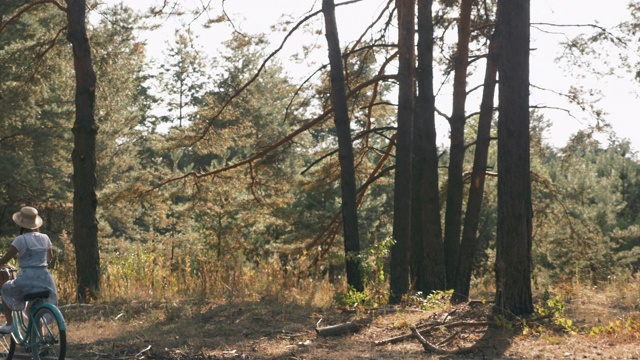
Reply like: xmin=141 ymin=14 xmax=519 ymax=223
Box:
xmin=494 ymin=0 xmax=533 ymax=316
xmin=322 ymin=0 xmax=364 ymax=292
xmin=453 ymin=31 xmax=499 ymax=303
xmin=442 ymin=0 xmax=473 ymax=286
xmin=412 ymin=0 xmax=446 ymax=294
xmin=67 ymin=0 xmax=101 ymax=303
xmin=389 ymin=0 xmax=416 ymax=304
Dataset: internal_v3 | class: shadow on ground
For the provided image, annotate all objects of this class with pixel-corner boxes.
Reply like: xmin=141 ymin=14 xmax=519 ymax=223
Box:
xmin=61 ymin=299 xmax=526 ymax=359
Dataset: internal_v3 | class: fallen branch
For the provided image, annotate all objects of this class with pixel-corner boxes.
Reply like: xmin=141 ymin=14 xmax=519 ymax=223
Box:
xmin=373 ymin=307 xmax=426 ymax=314
xmin=468 ymin=299 xmax=494 ymax=306
xmin=340 ymin=306 xmax=425 ymax=314
xmin=432 ymin=320 xmax=494 ymax=329
xmin=374 ymin=314 xmax=554 ymax=346
xmin=58 ymin=303 xmax=93 ymax=309
xmin=410 ymin=326 xmax=478 ymax=355
xmin=374 ymin=331 xmax=418 ymax=346
xmin=437 ymin=329 xmax=461 ymax=347
xmin=316 ymin=322 xmax=361 ymax=337
xmin=135 ymin=345 xmax=152 ymax=358
xmin=374 ymin=320 xmax=490 ymax=346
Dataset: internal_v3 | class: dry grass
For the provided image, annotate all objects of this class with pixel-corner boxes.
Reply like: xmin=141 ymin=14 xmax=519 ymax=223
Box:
xmin=56 ymin=270 xmax=640 ymax=359
xmin=53 ymin=234 xmax=341 ymax=308
xmin=47 ymin=236 xmax=640 ymax=358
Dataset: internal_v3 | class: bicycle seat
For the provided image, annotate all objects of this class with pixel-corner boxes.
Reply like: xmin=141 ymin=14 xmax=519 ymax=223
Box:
xmin=23 ymin=291 xmax=50 ymax=301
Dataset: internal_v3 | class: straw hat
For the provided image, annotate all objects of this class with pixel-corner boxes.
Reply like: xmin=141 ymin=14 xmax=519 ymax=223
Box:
xmin=12 ymin=206 xmax=43 ymax=230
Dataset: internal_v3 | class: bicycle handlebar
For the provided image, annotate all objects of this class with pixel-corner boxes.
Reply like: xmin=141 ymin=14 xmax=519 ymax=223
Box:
xmin=0 ymin=267 xmax=18 ymax=279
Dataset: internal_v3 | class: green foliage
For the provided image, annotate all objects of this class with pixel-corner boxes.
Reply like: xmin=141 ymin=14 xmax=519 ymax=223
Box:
xmin=462 ymin=112 xmax=640 ymax=290
xmin=587 ymin=315 xmax=640 ymax=336
xmin=152 ymin=28 xmax=210 ymax=129
xmin=409 ymin=289 xmax=454 ymax=311
xmin=533 ymin=294 xmax=579 ymax=334
xmin=528 ymin=131 xmax=640 ymax=284
xmin=523 ymin=288 xmax=640 ymax=338
xmin=334 ymin=286 xmax=376 ymax=308
xmin=536 ymin=293 xmax=565 ymax=316
xmin=0 ymin=4 xmax=73 ymax=239
xmin=4 ymin=0 xmax=640 ymax=311
xmin=492 ymin=314 xmax=514 ymax=330
xmin=321 ymin=238 xmax=394 ymax=308
xmin=331 ymin=238 xmax=395 ymax=307
xmin=357 ymin=237 xmax=394 ymax=287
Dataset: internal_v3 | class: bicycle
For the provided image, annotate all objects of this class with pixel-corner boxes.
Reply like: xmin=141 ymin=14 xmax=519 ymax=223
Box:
xmin=0 ymin=267 xmax=66 ymax=360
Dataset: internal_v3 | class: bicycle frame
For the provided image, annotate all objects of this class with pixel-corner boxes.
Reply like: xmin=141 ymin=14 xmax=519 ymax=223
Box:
xmin=0 ymin=267 xmax=66 ymax=359
xmin=11 ymin=302 xmax=66 ymax=353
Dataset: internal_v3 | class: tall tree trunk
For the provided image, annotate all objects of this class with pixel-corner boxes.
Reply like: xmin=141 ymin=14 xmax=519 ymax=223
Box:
xmin=389 ymin=0 xmax=416 ymax=304
xmin=67 ymin=0 xmax=100 ymax=303
xmin=322 ymin=0 xmax=364 ymax=292
xmin=412 ymin=0 xmax=446 ymax=294
xmin=453 ymin=32 xmax=499 ymax=303
xmin=443 ymin=0 xmax=473 ymax=285
xmin=494 ymin=0 xmax=533 ymax=316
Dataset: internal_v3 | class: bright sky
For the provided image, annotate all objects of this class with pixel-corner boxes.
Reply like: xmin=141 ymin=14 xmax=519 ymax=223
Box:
xmin=531 ymin=0 xmax=639 ymax=151
xmin=98 ymin=0 xmax=640 ymax=152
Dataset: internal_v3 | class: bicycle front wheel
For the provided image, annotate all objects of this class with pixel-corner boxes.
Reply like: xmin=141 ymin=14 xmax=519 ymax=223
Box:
xmin=31 ymin=307 xmax=65 ymax=360
xmin=0 ymin=331 xmax=15 ymax=359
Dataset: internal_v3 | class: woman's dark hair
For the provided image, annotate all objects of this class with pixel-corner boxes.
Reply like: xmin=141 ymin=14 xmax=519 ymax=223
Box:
xmin=19 ymin=227 xmax=27 ymax=235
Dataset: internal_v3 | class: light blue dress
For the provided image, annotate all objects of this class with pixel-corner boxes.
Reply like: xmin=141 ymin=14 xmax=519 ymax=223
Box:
xmin=1 ymin=233 xmax=58 ymax=311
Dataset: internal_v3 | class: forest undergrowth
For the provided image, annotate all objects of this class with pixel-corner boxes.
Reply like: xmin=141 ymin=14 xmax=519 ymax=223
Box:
xmin=49 ymin=240 xmax=640 ymax=359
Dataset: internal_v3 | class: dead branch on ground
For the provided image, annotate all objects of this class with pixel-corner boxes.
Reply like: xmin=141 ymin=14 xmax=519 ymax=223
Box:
xmin=375 ymin=314 xmax=554 ymax=347
xmin=315 ymin=320 xmax=361 ymax=337
xmin=410 ymin=326 xmax=479 ymax=355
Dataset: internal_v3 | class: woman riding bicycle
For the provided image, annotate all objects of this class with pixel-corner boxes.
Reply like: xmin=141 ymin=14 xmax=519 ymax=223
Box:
xmin=0 ymin=206 xmax=58 ymax=333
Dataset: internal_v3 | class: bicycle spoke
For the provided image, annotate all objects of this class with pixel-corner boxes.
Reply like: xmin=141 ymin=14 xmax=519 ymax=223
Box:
xmin=32 ymin=307 xmax=65 ymax=360
xmin=0 ymin=332 xmax=15 ymax=359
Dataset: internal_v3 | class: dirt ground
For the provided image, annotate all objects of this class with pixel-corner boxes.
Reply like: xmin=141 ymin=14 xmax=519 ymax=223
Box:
xmin=59 ymin=295 xmax=640 ymax=360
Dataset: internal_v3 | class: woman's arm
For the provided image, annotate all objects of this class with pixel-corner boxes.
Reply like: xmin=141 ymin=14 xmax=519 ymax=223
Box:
xmin=47 ymin=248 xmax=53 ymax=264
xmin=0 ymin=246 xmax=18 ymax=267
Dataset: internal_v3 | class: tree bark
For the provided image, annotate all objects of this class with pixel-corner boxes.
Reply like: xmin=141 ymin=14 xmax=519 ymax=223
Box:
xmin=494 ymin=0 xmax=533 ymax=316
xmin=322 ymin=0 xmax=364 ymax=292
xmin=412 ymin=0 xmax=446 ymax=294
xmin=453 ymin=32 xmax=499 ymax=302
xmin=389 ymin=0 xmax=416 ymax=304
xmin=443 ymin=0 xmax=474 ymax=286
xmin=67 ymin=0 xmax=100 ymax=303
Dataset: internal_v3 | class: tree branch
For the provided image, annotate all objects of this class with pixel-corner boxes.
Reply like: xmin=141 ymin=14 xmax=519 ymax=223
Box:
xmin=0 ymin=0 xmax=66 ymax=34
xmin=190 ymin=0 xmax=364 ymax=147
xmin=410 ymin=326 xmax=479 ymax=355
xmin=148 ymin=74 xmax=397 ymax=192
xmin=300 ymin=126 xmax=395 ymax=175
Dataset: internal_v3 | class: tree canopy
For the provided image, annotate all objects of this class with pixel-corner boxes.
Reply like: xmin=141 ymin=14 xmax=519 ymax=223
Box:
xmin=0 ymin=0 xmax=639 ymax=311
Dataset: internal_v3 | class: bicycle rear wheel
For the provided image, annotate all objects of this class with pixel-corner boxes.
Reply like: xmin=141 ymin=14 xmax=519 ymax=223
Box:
xmin=0 ymin=331 xmax=15 ymax=359
xmin=31 ymin=307 xmax=65 ymax=360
